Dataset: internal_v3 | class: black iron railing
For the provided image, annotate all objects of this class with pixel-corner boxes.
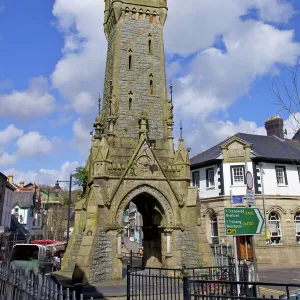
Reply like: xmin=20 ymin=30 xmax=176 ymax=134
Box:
xmin=127 ymin=264 xmax=300 ymax=299
xmin=185 ymin=277 xmax=300 ymax=300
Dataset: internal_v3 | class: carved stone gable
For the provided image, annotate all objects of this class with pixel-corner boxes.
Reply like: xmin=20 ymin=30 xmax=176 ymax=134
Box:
xmin=221 ymin=137 xmax=252 ymax=163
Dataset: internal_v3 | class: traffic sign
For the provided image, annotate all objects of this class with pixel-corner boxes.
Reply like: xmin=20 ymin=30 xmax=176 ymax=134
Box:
xmin=246 ymin=171 xmax=253 ymax=190
xmin=246 ymin=189 xmax=256 ymax=206
xmin=231 ymin=196 xmax=243 ymax=204
xmin=224 ymin=207 xmax=264 ymax=236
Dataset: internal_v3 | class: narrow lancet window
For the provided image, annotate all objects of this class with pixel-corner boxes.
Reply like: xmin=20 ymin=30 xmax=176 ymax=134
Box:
xmin=150 ymin=80 xmax=153 ymax=95
xmin=129 ymin=98 xmax=132 ymax=111
xmin=148 ymin=40 xmax=152 ymax=54
xmin=129 ymin=55 xmax=132 ymax=70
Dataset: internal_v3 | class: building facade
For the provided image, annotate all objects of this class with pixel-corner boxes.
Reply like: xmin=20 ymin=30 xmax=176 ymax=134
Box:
xmin=191 ymin=116 xmax=300 ymax=265
xmin=123 ymin=202 xmax=143 ymax=244
xmin=2 ymin=182 xmax=15 ymax=229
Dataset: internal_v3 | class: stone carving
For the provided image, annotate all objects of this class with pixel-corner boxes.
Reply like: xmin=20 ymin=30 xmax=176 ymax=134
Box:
xmin=228 ymin=148 xmax=244 ymax=158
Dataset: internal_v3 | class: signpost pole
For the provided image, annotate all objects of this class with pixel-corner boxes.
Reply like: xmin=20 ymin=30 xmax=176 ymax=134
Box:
xmin=230 ymin=190 xmax=241 ymax=296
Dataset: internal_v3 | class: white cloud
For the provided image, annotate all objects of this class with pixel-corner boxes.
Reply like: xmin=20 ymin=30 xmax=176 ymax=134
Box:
xmin=16 ymin=132 xmax=53 ymax=157
xmin=284 ymin=112 xmax=300 ymax=138
xmin=0 ymin=125 xmax=23 ymax=152
xmin=174 ymin=21 xmax=300 ymax=119
xmin=0 ymin=131 xmax=54 ymax=169
xmin=250 ymin=0 xmax=293 ymax=23
xmin=74 ymin=92 xmax=95 ymax=115
xmin=186 ymin=118 xmax=266 ymax=156
xmin=0 ymin=77 xmax=56 ymax=120
xmin=72 ymin=118 xmax=92 ymax=157
xmin=165 ymin=0 xmax=294 ymax=56
xmin=4 ymin=161 xmax=82 ymax=188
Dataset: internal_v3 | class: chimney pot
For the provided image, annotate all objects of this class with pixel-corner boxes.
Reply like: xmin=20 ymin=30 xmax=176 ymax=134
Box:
xmin=19 ymin=181 xmax=24 ymax=188
xmin=265 ymin=116 xmax=284 ymax=139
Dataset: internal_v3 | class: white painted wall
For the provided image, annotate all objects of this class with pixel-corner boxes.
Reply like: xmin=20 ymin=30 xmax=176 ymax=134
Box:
xmin=223 ymin=162 xmax=253 ymax=196
xmin=260 ymin=162 xmax=300 ymax=196
xmin=1 ymin=187 xmax=14 ymax=228
xmin=12 ymin=205 xmax=32 ymax=232
xmin=191 ymin=161 xmax=300 ymax=199
xmin=191 ymin=164 xmax=219 ymax=198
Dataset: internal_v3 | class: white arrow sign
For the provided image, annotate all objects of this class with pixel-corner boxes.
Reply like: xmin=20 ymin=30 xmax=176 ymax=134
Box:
xmin=255 ymin=208 xmax=264 ymax=234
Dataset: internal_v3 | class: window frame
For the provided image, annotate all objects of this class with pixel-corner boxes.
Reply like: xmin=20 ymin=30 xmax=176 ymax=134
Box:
xmin=275 ymin=166 xmax=288 ymax=186
xmin=210 ymin=215 xmax=218 ymax=238
xmin=192 ymin=171 xmax=200 ymax=188
xmin=206 ymin=167 xmax=215 ymax=188
xmin=230 ymin=165 xmax=246 ymax=185
xmin=295 ymin=213 xmax=300 ymax=243
xmin=268 ymin=212 xmax=282 ymax=244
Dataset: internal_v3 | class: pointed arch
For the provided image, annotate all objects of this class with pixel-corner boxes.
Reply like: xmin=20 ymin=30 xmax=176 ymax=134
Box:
xmin=127 ymin=48 xmax=134 ymax=71
xmin=147 ymin=33 xmax=153 ymax=55
xmin=115 ymin=184 xmax=175 ymax=226
xmin=149 ymin=73 xmax=155 ymax=95
xmin=267 ymin=206 xmax=286 ymax=216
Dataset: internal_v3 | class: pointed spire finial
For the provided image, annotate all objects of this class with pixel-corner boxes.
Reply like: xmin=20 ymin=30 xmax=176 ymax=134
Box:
xmin=180 ymin=120 xmax=183 ymax=139
xmin=169 ymin=79 xmax=173 ymax=105
xmin=98 ymin=95 xmax=101 ymax=116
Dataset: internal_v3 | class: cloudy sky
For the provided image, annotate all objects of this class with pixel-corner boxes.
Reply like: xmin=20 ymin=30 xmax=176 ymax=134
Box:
xmin=0 ymin=0 xmax=300 ymax=185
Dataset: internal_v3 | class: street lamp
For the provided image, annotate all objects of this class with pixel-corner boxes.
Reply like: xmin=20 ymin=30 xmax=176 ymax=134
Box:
xmin=53 ymin=174 xmax=73 ymax=245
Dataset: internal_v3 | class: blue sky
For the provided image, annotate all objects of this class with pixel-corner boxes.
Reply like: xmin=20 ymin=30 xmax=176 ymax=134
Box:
xmin=0 ymin=0 xmax=300 ymax=185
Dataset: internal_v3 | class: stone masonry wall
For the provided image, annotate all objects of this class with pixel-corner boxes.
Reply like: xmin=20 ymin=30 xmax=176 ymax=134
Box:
xmin=117 ymin=19 xmax=166 ymax=140
xmin=89 ymin=228 xmax=113 ymax=283
xmin=102 ymin=25 xmax=116 ymax=133
xmin=180 ymin=228 xmax=204 ymax=267
xmin=62 ymin=229 xmax=83 ymax=273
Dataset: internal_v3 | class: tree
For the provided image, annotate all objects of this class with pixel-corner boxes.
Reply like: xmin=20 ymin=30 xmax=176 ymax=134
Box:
xmin=73 ymin=167 xmax=88 ymax=188
xmin=272 ymin=56 xmax=300 ymax=135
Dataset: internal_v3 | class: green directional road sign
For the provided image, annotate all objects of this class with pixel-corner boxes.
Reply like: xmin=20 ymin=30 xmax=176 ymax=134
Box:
xmin=224 ymin=208 xmax=264 ymax=236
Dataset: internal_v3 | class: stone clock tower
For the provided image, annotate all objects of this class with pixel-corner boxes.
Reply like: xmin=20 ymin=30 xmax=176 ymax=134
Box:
xmin=61 ymin=0 xmax=211 ymax=284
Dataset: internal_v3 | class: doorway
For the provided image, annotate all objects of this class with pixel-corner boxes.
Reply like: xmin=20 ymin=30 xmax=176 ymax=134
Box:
xmin=237 ymin=236 xmax=253 ymax=260
xmin=123 ymin=192 xmax=164 ymax=268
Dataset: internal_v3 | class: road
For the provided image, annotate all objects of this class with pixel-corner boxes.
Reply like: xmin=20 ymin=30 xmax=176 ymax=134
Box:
xmin=257 ymin=266 xmax=300 ymax=297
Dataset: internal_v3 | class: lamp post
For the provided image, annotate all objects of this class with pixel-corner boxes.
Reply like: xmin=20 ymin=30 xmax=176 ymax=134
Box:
xmin=54 ymin=174 xmax=73 ymax=245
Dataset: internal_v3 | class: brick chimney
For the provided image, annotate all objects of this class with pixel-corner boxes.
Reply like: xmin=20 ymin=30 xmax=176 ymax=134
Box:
xmin=265 ymin=116 xmax=284 ymax=139
xmin=7 ymin=174 xmax=13 ymax=184
xmin=19 ymin=181 xmax=24 ymax=188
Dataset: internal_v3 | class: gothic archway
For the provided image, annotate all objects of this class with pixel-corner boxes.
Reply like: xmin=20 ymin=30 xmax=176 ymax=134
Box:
xmin=116 ymin=185 xmax=175 ymax=267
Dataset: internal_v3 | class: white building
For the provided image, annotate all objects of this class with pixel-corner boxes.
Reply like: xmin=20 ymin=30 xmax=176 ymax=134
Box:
xmin=12 ymin=191 xmax=43 ymax=238
xmin=191 ymin=116 xmax=300 ymax=265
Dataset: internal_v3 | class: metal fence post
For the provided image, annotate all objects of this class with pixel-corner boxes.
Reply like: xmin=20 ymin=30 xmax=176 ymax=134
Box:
xmin=74 ymin=283 xmax=83 ymax=300
xmin=182 ymin=267 xmax=190 ymax=300
xmin=127 ymin=264 xmax=131 ymax=300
